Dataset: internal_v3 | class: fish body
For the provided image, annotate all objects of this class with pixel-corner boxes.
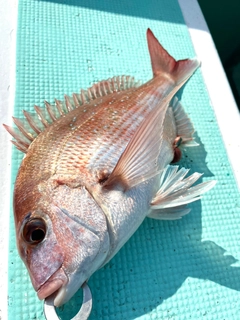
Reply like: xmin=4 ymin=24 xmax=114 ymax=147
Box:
xmin=5 ymin=29 xmax=216 ymax=307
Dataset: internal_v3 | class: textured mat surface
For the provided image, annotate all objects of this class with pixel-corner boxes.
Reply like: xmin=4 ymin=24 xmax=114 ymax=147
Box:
xmin=8 ymin=0 xmax=240 ymax=319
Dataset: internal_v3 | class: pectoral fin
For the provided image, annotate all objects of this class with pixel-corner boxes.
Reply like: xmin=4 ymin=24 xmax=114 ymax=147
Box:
xmin=103 ymin=99 xmax=170 ymax=191
xmin=148 ymin=165 xmax=216 ymax=220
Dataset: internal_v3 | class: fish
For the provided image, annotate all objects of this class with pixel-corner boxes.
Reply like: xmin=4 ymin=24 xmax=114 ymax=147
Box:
xmin=4 ymin=29 xmax=216 ymax=308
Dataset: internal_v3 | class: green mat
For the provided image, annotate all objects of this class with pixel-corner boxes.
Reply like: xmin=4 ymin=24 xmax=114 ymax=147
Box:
xmin=8 ymin=0 xmax=240 ymax=319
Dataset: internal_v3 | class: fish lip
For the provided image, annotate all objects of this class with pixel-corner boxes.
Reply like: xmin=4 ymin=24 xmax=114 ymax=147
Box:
xmin=52 ymin=271 xmax=89 ymax=307
xmin=37 ymin=268 xmax=68 ymax=301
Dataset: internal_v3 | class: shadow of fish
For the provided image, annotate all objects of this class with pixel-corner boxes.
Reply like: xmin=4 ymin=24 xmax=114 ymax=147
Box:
xmin=4 ymin=29 xmax=216 ymax=309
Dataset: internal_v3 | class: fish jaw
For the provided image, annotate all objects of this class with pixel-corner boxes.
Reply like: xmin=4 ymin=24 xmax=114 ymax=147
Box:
xmin=52 ymin=270 xmax=89 ymax=306
xmin=37 ymin=267 xmax=68 ymax=301
xmin=36 ymin=264 xmax=88 ymax=307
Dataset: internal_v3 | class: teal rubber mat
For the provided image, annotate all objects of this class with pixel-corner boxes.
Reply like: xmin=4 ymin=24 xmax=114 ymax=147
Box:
xmin=8 ymin=0 xmax=240 ymax=319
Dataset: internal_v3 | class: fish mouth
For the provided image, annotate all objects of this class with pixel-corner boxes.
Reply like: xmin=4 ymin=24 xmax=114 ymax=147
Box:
xmin=52 ymin=272 xmax=88 ymax=307
xmin=37 ymin=268 xmax=68 ymax=301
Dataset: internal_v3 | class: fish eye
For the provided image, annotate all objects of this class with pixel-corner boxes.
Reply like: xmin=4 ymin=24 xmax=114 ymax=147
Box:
xmin=22 ymin=218 xmax=47 ymax=245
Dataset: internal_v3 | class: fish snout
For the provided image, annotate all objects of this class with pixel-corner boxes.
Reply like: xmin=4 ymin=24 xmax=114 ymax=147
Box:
xmin=37 ymin=267 xmax=68 ymax=301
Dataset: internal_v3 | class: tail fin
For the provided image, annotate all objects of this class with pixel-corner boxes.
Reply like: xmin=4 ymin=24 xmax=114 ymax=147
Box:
xmin=147 ymin=29 xmax=200 ymax=85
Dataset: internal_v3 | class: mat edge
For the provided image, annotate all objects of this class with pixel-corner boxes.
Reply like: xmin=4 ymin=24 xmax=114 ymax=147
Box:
xmin=0 ymin=0 xmax=18 ymax=319
xmin=179 ymin=0 xmax=240 ymax=190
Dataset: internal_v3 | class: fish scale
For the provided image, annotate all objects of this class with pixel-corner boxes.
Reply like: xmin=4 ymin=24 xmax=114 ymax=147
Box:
xmin=53 ymin=87 xmax=150 ymax=176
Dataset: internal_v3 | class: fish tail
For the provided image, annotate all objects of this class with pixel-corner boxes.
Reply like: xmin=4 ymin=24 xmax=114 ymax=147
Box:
xmin=147 ymin=29 xmax=200 ymax=85
xmin=148 ymin=165 xmax=216 ymax=220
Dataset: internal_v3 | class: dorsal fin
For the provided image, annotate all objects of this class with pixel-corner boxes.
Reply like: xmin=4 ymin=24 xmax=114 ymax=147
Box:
xmin=171 ymin=97 xmax=199 ymax=146
xmin=4 ymin=76 xmax=140 ymax=153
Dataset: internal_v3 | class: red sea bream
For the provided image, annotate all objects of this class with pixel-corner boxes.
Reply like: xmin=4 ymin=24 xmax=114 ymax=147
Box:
xmin=4 ymin=29 xmax=216 ymax=307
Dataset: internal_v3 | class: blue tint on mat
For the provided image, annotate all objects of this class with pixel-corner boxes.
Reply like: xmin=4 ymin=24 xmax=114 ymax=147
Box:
xmin=8 ymin=0 xmax=240 ymax=319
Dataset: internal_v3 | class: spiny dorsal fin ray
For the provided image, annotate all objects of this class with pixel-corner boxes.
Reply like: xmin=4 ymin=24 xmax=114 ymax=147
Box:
xmin=23 ymin=110 xmax=42 ymax=134
xmin=4 ymin=75 xmax=140 ymax=153
xmin=34 ymin=105 xmax=49 ymax=128
xmin=12 ymin=116 xmax=34 ymax=141
xmin=11 ymin=140 xmax=28 ymax=153
xmin=3 ymin=124 xmax=31 ymax=152
xmin=55 ymin=99 xmax=65 ymax=115
xmin=44 ymin=101 xmax=57 ymax=121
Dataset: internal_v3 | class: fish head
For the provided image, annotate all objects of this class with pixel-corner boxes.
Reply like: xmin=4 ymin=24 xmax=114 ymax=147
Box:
xmin=14 ymin=179 xmax=110 ymax=306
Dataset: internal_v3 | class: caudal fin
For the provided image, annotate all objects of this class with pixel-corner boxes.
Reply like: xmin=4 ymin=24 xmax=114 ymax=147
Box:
xmin=147 ymin=29 xmax=200 ymax=85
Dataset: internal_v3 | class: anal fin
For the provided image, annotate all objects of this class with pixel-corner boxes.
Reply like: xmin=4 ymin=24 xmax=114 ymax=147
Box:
xmin=148 ymin=206 xmax=191 ymax=220
xmin=149 ymin=165 xmax=216 ymax=220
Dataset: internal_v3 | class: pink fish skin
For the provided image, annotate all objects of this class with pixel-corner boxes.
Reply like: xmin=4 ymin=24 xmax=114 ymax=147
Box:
xmin=4 ymin=29 xmax=216 ymax=307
